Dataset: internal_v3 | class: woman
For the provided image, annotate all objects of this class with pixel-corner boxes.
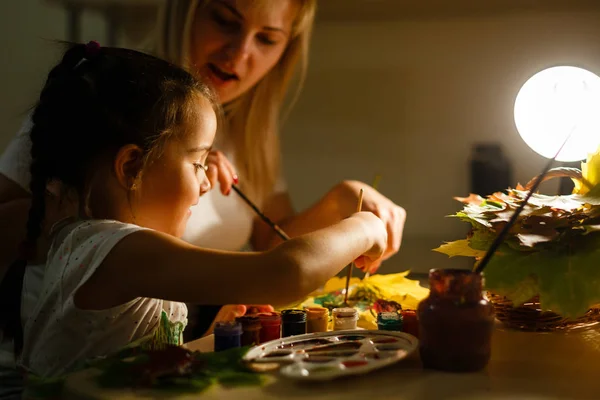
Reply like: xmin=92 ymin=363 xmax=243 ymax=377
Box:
xmin=0 ymin=0 xmax=406 ymax=338
xmin=158 ymin=0 xmax=406 ymax=261
xmin=155 ymin=0 xmax=407 ymax=337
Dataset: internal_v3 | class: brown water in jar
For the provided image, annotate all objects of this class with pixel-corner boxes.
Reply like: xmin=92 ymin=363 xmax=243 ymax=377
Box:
xmin=418 ymin=269 xmax=494 ymax=372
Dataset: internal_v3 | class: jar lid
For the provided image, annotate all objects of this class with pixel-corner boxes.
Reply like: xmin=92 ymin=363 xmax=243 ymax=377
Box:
xmin=258 ymin=312 xmax=282 ymax=326
xmin=332 ymin=307 xmax=357 ymax=318
xmin=214 ymin=321 xmax=242 ymax=336
xmin=305 ymin=307 xmax=329 ymax=319
xmin=236 ymin=315 xmax=262 ymax=329
xmin=281 ymin=309 xmax=307 ymax=322
xmin=377 ymin=312 xmax=401 ymax=323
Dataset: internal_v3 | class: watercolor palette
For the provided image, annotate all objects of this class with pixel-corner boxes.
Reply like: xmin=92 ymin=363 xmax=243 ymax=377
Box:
xmin=243 ymin=330 xmax=418 ymax=381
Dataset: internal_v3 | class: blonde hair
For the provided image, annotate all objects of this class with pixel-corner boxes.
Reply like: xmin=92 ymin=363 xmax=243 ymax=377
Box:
xmin=157 ymin=0 xmax=316 ymax=204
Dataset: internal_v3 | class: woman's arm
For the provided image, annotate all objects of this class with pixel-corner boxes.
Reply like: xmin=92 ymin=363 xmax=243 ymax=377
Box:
xmin=251 ymin=191 xmax=340 ymax=250
xmin=75 ymin=212 xmax=386 ymax=310
xmin=0 ymin=175 xmax=31 ymax=279
xmin=251 ymin=180 xmax=406 ymax=272
xmin=0 ymin=198 xmax=29 ymax=277
xmin=0 ymin=173 xmax=29 ymax=203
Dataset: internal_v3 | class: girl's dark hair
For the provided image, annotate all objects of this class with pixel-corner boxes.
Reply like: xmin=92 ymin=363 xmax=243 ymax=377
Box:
xmin=0 ymin=41 xmax=219 ymax=355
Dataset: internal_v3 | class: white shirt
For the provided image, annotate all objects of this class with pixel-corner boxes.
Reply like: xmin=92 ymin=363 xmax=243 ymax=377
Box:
xmin=19 ymin=220 xmax=188 ymax=377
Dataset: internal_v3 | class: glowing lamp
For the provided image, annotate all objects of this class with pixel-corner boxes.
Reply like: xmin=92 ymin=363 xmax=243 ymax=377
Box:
xmin=514 ymin=66 xmax=600 ymax=162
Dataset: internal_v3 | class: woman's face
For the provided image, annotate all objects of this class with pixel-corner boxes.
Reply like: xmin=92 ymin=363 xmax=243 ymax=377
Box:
xmin=191 ymin=0 xmax=298 ymax=104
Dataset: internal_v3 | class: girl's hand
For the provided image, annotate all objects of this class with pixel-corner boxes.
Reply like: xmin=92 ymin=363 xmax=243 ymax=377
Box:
xmin=350 ymin=211 xmax=388 ymax=273
xmin=329 ymin=180 xmax=406 ymax=273
xmin=205 ymin=150 xmax=239 ymax=196
xmin=203 ymin=304 xmax=274 ymax=336
xmin=245 ymin=305 xmax=275 ymax=315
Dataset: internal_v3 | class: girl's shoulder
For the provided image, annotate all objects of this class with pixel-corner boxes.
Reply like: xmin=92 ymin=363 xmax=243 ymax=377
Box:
xmin=49 ymin=219 xmax=144 ymax=264
xmin=58 ymin=218 xmax=140 ymax=238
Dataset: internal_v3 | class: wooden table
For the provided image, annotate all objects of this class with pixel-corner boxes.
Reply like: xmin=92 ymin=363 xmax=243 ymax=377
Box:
xmin=64 ymin=322 xmax=600 ymax=399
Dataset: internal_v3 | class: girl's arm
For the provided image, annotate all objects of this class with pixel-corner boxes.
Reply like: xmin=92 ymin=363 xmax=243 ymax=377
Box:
xmin=75 ymin=212 xmax=386 ymax=311
xmin=251 ymin=181 xmax=406 ymax=273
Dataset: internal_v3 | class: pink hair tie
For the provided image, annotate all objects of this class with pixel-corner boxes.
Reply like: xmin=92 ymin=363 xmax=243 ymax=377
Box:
xmin=85 ymin=40 xmax=101 ymax=57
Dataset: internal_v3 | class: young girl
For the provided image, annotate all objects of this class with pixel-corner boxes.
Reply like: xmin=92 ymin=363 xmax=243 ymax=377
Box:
xmin=0 ymin=42 xmax=386 ymax=378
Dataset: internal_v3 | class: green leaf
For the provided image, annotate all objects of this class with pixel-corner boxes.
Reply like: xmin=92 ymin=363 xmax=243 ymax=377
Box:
xmin=483 ymin=233 xmax=600 ymax=318
xmin=217 ymin=371 xmax=265 ymax=388
xmin=469 ymin=229 xmax=496 ymax=251
xmin=482 ymin=246 xmax=540 ymax=307
xmin=198 ymin=346 xmax=250 ymax=370
xmin=535 ymin=237 xmax=600 ymax=318
xmin=95 ymin=345 xmax=262 ymax=394
xmin=433 ymin=239 xmax=486 ymax=258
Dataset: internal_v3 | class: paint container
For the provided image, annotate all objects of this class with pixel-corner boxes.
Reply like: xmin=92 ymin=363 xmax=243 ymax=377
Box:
xmin=281 ymin=309 xmax=307 ymax=337
xmin=306 ymin=307 xmax=329 ymax=333
xmin=214 ymin=321 xmax=242 ymax=352
xmin=236 ymin=315 xmax=262 ymax=347
xmin=377 ymin=312 xmax=403 ymax=331
xmin=258 ymin=312 xmax=281 ymax=343
xmin=401 ymin=310 xmax=419 ymax=338
xmin=332 ymin=307 xmax=358 ymax=331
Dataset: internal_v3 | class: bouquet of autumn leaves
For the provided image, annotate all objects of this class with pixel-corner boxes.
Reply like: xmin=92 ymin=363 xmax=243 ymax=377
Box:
xmin=434 ymin=147 xmax=600 ymax=318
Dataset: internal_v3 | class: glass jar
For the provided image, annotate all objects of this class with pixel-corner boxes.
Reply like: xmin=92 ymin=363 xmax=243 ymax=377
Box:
xmin=236 ymin=315 xmax=262 ymax=347
xmin=258 ymin=312 xmax=281 ymax=343
xmin=306 ymin=307 xmax=329 ymax=333
xmin=213 ymin=321 xmax=242 ymax=352
xmin=418 ymin=269 xmax=494 ymax=372
xmin=332 ymin=307 xmax=358 ymax=331
xmin=281 ymin=309 xmax=307 ymax=337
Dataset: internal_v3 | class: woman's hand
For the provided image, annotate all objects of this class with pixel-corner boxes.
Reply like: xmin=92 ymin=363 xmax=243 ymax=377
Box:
xmin=329 ymin=180 xmax=406 ymax=273
xmin=203 ymin=304 xmax=274 ymax=336
xmin=350 ymin=211 xmax=388 ymax=273
xmin=205 ymin=150 xmax=239 ymax=196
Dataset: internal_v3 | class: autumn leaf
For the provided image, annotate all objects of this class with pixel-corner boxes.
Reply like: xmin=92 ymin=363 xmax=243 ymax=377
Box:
xmin=435 ymin=158 xmax=600 ymax=318
xmin=516 ymin=232 xmax=557 ymax=247
xmin=580 ymin=184 xmax=600 ymax=204
xmin=517 ymin=191 xmax=586 ymax=211
xmin=433 ymin=239 xmax=486 ymax=258
xmin=454 ymin=193 xmax=485 ymax=205
xmin=574 ymin=146 xmax=600 ymax=195
xmin=582 ymin=225 xmax=600 ymax=234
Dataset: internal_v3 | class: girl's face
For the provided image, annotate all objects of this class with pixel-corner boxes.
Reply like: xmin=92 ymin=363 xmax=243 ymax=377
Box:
xmin=134 ymin=96 xmax=217 ymax=237
xmin=191 ymin=0 xmax=298 ymax=104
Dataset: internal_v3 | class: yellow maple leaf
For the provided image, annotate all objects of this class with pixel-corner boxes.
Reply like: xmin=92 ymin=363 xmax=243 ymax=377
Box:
xmin=573 ymin=146 xmax=600 ymax=195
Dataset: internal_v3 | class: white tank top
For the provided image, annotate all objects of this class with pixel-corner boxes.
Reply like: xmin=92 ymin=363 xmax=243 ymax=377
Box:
xmin=19 ymin=220 xmax=188 ymax=377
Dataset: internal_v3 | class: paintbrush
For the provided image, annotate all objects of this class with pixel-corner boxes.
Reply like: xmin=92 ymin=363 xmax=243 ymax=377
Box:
xmin=474 ymin=130 xmax=575 ymax=274
xmin=364 ymin=175 xmax=382 ymax=280
xmin=231 ymin=184 xmax=290 ymax=241
xmin=344 ymin=188 xmax=365 ymax=305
